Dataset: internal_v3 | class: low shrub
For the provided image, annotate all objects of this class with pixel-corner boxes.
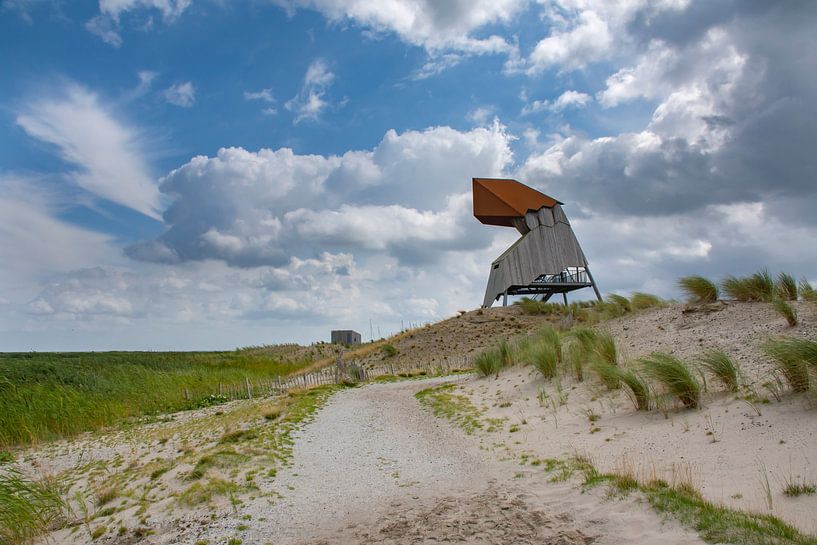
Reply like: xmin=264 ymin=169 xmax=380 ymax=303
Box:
xmin=678 ymin=276 xmax=719 ymax=303
xmin=380 ymin=344 xmax=398 ymax=358
xmin=640 ymin=353 xmax=701 ymax=409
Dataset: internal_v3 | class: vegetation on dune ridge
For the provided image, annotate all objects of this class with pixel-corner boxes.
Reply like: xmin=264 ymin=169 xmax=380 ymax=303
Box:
xmin=0 ymin=351 xmax=313 ymax=447
xmin=678 ymin=276 xmax=719 ymax=303
xmin=721 ymin=269 xmax=775 ymax=302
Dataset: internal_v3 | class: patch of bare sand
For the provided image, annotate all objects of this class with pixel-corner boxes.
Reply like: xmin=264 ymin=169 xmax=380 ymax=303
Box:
xmin=313 ymin=486 xmax=594 ymax=545
xmin=460 ymin=301 xmax=817 ymax=535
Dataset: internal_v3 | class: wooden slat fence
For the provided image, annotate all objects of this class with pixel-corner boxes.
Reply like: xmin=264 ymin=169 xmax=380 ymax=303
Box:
xmin=194 ymin=354 xmax=474 ymax=403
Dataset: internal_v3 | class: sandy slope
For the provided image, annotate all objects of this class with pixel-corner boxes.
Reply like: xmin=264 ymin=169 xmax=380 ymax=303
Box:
xmin=459 ymin=301 xmax=817 ymax=534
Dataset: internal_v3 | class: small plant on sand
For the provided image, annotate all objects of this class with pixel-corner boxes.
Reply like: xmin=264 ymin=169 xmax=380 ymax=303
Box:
xmin=630 ymin=292 xmax=665 ymax=311
xmin=380 ymin=344 xmax=398 ymax=358
xmin=783 ymin=477 xmax=817 ymax=497
xmin=530 ymin=341 xmax=559 ymax=380
xmin=697 ymin=349 xmax=740 ymax=393
xmin=0 ymin=468 xmax=66 ymax=544
xmin=721 ymin=269 xmax=775 ymax=302
xmin=474 ymin=350 xmax=502 ymax=378
xmin=640 ymin=353 xmax=701 ymax=409
xmin=678 ymin=276 xmax=719 ymax=303
xmin=773 ymin=298 xmax=798 ymax=327
xmin=776 ymin=273 xmax=798 ymax=301
xmin=763 ymin=338 xmax=816 ymax=393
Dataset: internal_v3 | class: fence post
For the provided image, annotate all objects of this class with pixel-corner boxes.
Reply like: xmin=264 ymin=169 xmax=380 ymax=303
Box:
xmin=246 ymin=377 xmax=252 ymax=400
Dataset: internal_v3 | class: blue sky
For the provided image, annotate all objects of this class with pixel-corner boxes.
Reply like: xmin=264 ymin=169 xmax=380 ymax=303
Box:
xmin=1 ymin=1 xmax=816 ymax=350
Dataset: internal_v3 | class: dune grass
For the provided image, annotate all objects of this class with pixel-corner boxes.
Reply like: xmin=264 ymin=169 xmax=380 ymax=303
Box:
xmin=589 ymin=357 xmax=622 ymax=390
xmin=0 ymin=468 xmax=66 ymax=544
xmin=530 ymin=340 xmax=559 ymax=379
xmin=678 ymin=276 xmax=719 ymax=304
xmin=762 ymin=338 xmax=817 ymax=393
xmin=0 ymin=351 xmax=313 ymax=447
xmin=776 ymin=273 xmax=798 ymax=301
xmin=800 ymin=279 xmax=817 ymax=302
xmin=474 ymin=350 xmax=503 ymax=378
xmin=696 ymin=349 xmax=740 ymax=393
xmin=563 ymin=341 xmax=584 ymax=382
xmin=630 ymin=292 xmax=665 ymax=311
xmin=721 ymin=269 xmax=775 ymax=302
xmin=773 ymin=298 xmax=799 ymax=327
xmin=615 ymin=367 xmax=651 ymax=410
xmin=536 ymin=325 xmax=562 ymax=361
xmin=593 ymin=331 xmax=618 ymax=366
xmin=640 ymin=353 xmax=701 ymax=409
xmin=498 ymin=339 xmax=514 ymax=367
xmin=606 ymin=294 xmax=632 ymax=314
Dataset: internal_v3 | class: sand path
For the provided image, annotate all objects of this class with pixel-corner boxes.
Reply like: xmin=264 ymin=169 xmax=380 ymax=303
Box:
xmin=227 ymin=377 xmax=704 ymax=545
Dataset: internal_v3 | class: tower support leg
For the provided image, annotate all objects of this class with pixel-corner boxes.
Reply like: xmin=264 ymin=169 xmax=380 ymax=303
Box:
xmin=585 ymin=266 xmax=603 ymax=302
xmin=562 ymin=292 xmax=568 ymax=306
xmin=502 ymin=290 xmax=508 ymax=307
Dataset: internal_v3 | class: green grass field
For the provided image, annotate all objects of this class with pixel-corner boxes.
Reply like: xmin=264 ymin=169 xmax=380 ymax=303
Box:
xmin=0 ymin=350 xmax=313 ymax=447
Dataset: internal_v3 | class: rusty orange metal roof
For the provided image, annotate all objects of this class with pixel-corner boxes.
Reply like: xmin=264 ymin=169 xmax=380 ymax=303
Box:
xmin=472 ymin=178 xmax=561 ymax=227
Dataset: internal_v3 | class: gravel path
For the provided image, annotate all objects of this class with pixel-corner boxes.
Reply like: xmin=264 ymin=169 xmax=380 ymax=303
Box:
xmin=216 ymin=376 xmax=704 ymax=545
xmin=245 ymin=376 xmax=501 ymax=543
